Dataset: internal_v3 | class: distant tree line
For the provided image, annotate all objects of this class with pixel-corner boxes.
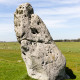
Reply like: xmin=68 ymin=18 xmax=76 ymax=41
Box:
xmin=0 ymin=39 xmax=80 ymax=42
xmin=54 ymin=38 xmax=80 ymax=42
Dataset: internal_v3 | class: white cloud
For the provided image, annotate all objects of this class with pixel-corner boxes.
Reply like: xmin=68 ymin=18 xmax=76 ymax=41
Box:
xmin=0 ymin=0 xmax=80 ymax=6
xmin=49 ymin=0 xmax=80 ymax=4
xmin=36 ymin=6 xmax=80 ymax=15
xmin=0 ymin=0 xmax=23 ymax=5
xmin=0 ymin=0 xmax=33 ymax=5
xmin=0 ymin=13 xmax=13 ymax=18
xmin=45 ymin=20 xmax=71 ymax=28
xmin=0 ymin=0 xmax=5 ymax=3
xmin=55 ymin=6 xmax=80 ymax=15
xmin=0 ymin=0 xmax=13 ymax=4
xmin=0 ymin=24 xmax=14 ymax=33
xmin=35 ymin=5 xmax=80 ymax=26
xmin=32 ymin=3 xmax=53 ymax=8
xmin=59 ymin=0 xmax=80 ymax=4
xmin=0 ymin=0 xmax=80 ymax=41
xmin=0 ymin=23 xmax=17 ymax=41
xmin=34 ymin=4 xmax=80 ymax=28
xmin=43 ymin=19 xmax=67 ymax=28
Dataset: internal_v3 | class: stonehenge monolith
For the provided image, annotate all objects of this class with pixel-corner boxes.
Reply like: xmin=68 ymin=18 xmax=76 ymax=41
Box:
xmin=14 ymin=3 xmax=69 ymax=80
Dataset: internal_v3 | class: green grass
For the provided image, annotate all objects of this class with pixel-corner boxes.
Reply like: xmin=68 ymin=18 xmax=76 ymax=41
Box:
xmin=56 ymin=42 xmax=80 ymax=80
xmin=0 ymin=42 xmax=80 ymax=80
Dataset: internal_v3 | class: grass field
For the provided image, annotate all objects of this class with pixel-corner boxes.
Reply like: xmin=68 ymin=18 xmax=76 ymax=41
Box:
xmin=0 ymin=42 xmax=80 ymax=80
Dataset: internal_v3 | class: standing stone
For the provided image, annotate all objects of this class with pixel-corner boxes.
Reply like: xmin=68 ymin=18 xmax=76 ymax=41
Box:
xmin=14 ymin=3 xmax=69 ymax=80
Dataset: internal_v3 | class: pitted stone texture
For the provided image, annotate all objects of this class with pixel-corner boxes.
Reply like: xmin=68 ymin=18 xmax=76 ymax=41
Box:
xmin=14 ymin=3 xmax=52 ymax=43
xmin=14 ymin=3 xmax=69 ymax=80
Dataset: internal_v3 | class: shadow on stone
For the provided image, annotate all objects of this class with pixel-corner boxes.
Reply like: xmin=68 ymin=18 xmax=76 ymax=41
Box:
xmin=65 ymin=67 xmax=76 ymax=79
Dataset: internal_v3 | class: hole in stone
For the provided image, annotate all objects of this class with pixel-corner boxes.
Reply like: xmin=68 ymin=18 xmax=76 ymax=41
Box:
xmin=19 ymin=6 xmax=22 ymax=9
xmin=37 ymin=22 xmax=40 ymax=25
xmin=38 ymin=57 xmax=40 ymax=59
xmin=19 ymin=24 xmax=20 ymax=26
xmin=50 ymin=50 xmax=52 ymax=53
xmin=30 ymin=41 xmax=32 ymax=45
xmin=45 ymin=62 xmax=48 ymax=65
xmin=21 ymin=46 xmax=29 ymax=52
xmin=24 ymin=26 xmax=25 ymax=28
xmin=31 ymin=73 xmax=35 ymax=75
xmin=16 ymin=9 xmax=18 ymax=14
xmin=24 ymin=15 xmax=27 ymax=17
xmin=42 ymin=61 xmax=44 ymax=64
xmin=38 ymin=40 xmax=44 ymax=43
xmin=45 ymin=35 xmax=48 ymax=38
xmin=48 ymin=51 xmax=49 ymax=53
xmin=31 ymin=28 xmax=39 ymax=34
xmin=33 ymin=49 xmax=34 ymax=51
xmin=22 ymin=52 xmax=26 ymax=55
xmin=19 ymin=10 xmax=23 ymax=14
xmin=21 ymin=32 xmax=25 ymax=38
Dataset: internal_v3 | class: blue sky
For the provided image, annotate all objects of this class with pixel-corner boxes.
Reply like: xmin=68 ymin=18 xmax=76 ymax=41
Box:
xmin=0 ymin=0 xmax=80 ymax=41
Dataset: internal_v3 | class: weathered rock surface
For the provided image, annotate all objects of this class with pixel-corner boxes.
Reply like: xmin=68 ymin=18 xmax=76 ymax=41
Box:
xmin=14 ymin=3 xmax=69 ymax=80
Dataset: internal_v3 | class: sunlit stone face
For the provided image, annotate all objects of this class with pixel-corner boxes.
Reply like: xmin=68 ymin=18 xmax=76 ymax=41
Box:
xmin=14 ymin=3 xmax=69 ymax=80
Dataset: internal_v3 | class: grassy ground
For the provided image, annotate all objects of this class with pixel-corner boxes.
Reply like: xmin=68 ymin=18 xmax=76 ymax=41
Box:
xmin=0 ymin=42 xmax=80 ymax=80
xmin=56 ymin=42 xmax=80 ymax=80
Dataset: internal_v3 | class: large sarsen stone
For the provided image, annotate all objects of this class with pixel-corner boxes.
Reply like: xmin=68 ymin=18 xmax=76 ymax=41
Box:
xmin=14 ymin=3 xmax=69 ymax=80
